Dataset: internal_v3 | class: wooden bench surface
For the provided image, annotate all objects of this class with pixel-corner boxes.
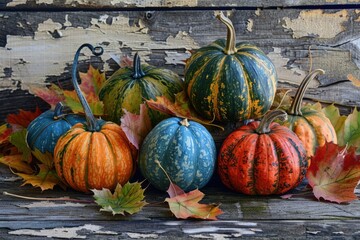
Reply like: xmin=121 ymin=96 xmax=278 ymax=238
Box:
xmin=1 ymin=164 xmax=360 ymax=239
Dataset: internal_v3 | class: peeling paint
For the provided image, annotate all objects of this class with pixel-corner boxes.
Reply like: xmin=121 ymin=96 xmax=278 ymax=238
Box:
xmin=126 ymin=232 xmax=158 ymax=239
xmin=165 ymin=51 xmax=191 ymax=65
xmin=0 ymin=13 xmax=199 ymax=92
xmin=283 ymin=10 xmax=349 ymax=38
xmin=246 ymin=18 xmax=254 ymax=32
xmin=183 ymin=226 xmax=258 ymax=236
xmin=36 ymin=0 xmax=55 ymax=4
xmin=255 ymin=8 xmax=261 ymax=16
xmin=6 ymin=0 xmax=27 ymax=7
xmin=266 ymin=48 xmax=318 ymax=87
xmin=8 ymin=224 xmax=117 ymax=239
xmin=17 ymin=201 xmax=86 ymax=209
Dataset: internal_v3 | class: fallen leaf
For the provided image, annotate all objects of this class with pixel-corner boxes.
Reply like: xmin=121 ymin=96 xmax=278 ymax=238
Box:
xmin=0 ymin=154 xmax=34 ymax=174
xmin=165 ymin=189 xmax=223 ymax=220
xmin=155 ymin=160 xmax=222 ymax=220
xmin=119 ymin=55 xmax=133 ymax=68
xmin=30 ymin=84 xmax=65 ymax=108
xmin=92 ymin=182 xmax=147 ymax=215
xmin=343 ymin=108 xmax=360 ymax=149
xmin=6 ymin=107 xmax=42 ymax=129
xmin=16 ymin=164 xmax=65 ymax=191
xmin=322 ymin=104 xmax=346 ymax=146
xmin=0 ymin=124 xmax=12 ymax=145
xmin=9 ymin=129 xmax=32 ymax=163
xmin=307 ymin=142 xmax=360 ymax=203
xmin=147 ymin=91 xmax=223 ymax=129
xmin=31 ymin=148 xmax=54 ymax=168
xmin=78 ymin=65 xmax=106 ymax=95
xmin=347 ymin=74 xmax=360 ymax=87
xmin=271 ymin=88 xmax=293 ymax=110
xmin=120 ymin=104 xmax=152 ymax=149
xmin=63 ymin=90 xmax=104 ymax=116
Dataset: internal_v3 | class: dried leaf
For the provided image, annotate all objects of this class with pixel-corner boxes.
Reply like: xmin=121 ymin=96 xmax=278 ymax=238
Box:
xmin=6 ymin=107 xmax=42 ymax=129
xmin=9 ymin=129 xmax=32 ymax=163
xmin=307 ymin=142 xmax=360 ymax=203
xmin=147 ymin=91 xmax=223 ymax=130
xmin=271 ymin=88 xmax=293 ymax=109
xmin=0 ymin=154 xmax=34 ymax=174
xmin=347 ymin=74 xmax=360 ymax=87
xmin=165 ymin=189 xmax=223 ymax=220
xmin=32 ymin=148 xmax=54 ymax=168
xmin=30 ymin=84 xmax=65 ymax=108
xmin=92 ymin=182 xmax=147 ymax=215
xmin=120 ymin=104 xmax=152 ymax=149
xmin=16 ymin=164 xmax=64 ymax=191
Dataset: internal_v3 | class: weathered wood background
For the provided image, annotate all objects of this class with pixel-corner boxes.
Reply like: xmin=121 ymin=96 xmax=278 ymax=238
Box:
xmin=1 ymin=1 xmax=360 ymax=123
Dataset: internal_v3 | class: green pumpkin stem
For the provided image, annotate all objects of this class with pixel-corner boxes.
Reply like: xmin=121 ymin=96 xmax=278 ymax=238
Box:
xmin=217 ymin=12 xmax=237 ymax=55
xmin=72 ymin=43 xmax=104 ymax=131
xmin=287 ymin=69 xmax=325 ymax=116
xmin=132 ymin=53 xmax=145 ymax=79
xmin=256 ymin=110 xmax=287 ymax=134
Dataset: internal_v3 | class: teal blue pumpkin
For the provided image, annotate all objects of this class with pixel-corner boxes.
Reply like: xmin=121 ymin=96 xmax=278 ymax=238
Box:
xmin=139 ymin=117 xmax=216 ymax=191
xmin=26 ymin=102 xmax=85 ymax=160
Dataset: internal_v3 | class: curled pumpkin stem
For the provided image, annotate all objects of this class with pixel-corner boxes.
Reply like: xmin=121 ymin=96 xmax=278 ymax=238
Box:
xmin=72 ymin=43 xmax=104 ymax=131
xmin=256 ymin=109 xmax=287 ymax=134
xmin=287 ymin=69 xmax=325 ymax=116
xmin=217 ymin=11 xmax=237 ymax=55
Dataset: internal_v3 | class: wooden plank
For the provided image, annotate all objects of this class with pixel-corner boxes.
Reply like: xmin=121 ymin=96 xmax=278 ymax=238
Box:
xmin=1 ymin=8 xmax=360 ymax=123
xmin=1 ymin=0 xmax=360 ymax=9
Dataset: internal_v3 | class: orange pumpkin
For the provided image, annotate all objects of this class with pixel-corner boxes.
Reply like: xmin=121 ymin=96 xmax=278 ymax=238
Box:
xmin=54 ymin=44 xmax=135 ymax=192
xmin=218 ymin=110 xmax=307 ymax=195
xmin=282 ymin=69 xmax=337 ymax=159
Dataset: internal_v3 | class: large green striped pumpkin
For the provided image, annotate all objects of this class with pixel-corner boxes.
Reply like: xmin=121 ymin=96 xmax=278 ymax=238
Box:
xmin=139 ymin=117 xmax=216 ymax=192
xmin=185 ymin=12 xmax=277 ymax=122
xmin=99 ymin=53 xmax=184 ymax=124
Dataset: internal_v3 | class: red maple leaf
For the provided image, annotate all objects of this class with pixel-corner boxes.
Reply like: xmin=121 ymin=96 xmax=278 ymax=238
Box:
xmin=307 ymin=142 xmax=360 ymax=203
xmin=6 ymin=107 xmax=42 ymax=129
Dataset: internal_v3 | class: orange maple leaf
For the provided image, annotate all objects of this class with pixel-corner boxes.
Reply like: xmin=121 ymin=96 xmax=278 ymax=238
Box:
xmin=307 ymin=142 xmax=360 ymax=203
xmin=0 ymin=154 xmax=34 ymax=174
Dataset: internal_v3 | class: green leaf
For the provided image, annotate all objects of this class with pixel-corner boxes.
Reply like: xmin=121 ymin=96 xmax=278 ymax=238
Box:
xmin=344 ymin=108 xmax=360 ymax=148
xmin=92 ymin=182 xmax=147 ymax=216
xmin=9 ymin=129 xmax=32 ymax=163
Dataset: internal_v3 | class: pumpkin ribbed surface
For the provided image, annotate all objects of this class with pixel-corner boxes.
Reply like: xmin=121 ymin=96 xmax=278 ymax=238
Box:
xmin=139 ymin=117 xmax=216 ymax=192
xmin=26 ymin=104 xmax=85 ymax=159
xmin=218 ymin=111 xmax=307 ymax=195
xmin=99 ymin=54 xmax=183 ymax=124
xmin=54 ymin=122 xmax=134 ymax=192
xmin=184 ymin=13 xmax=277 ymax=122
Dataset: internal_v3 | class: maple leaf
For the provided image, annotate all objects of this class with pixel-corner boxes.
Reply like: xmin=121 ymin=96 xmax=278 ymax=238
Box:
xmin=147 ymin=91 xmax=223 ymax=130
xmin=6 ymin=107 xmax=42 ymax=129
xmin=9 ymin=129 xmax=32 ymax=163
xmin=78 ymin=65 xmax=106 ymax=95
xmin=321 ymin=104 xmax=347 ymax=145
xmin=0 ymin=124 xmax=12 ymax=145
xmin=63 ymin=90 xmax=104 ymax=116
xmin=155 ymin=160 xmax=223 ymax=220
xmin=16 ymin=164 xmax=65 ymax=191
xmin=307 ymin=142 xmax=360 ymax=203
xmin=92 ymin=182 xmax=147 ymax=215
xmin=343 ymin=108 xmax=360 ymax=149
xmin=30 ymin=84 xmax=65 ymax=108
xmin=271 ymin=88 xmax=293 ymax=110
xmin=120 ymin=104 xmax=152 ymax=149
xmin=347 ymin=74 xmax=360 ymax=87
xmin=0 ymin=154 xmax=34 ymax=174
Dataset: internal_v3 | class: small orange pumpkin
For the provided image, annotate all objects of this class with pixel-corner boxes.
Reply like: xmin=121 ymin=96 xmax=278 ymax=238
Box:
xmin=54 ymin=44 xmax=135 ymax=192
xmin=218 ymin=110 xmax=307 ymax=195
xmin=282 ymin=69 xmax=337 ymax=160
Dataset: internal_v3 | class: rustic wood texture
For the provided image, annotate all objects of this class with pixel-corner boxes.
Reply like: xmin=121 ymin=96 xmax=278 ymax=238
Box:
xmin=1 ymin=164 xmax=360 ymax=239
xmin=1 ymin=0 xmax=360 ymax=9
xmin=1 ymin=7 xmax=360 ymax=123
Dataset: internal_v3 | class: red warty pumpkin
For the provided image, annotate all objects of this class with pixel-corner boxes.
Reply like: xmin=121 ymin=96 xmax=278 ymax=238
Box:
xmin=218 ymin=110 xmax=307 ymax=195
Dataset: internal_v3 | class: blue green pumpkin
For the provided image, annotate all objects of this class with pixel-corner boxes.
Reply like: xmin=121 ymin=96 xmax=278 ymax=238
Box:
xmin=26 ymin=102 xmax=86 ymax=160
xmin=139 ymin=117 xmax=216 ymax=191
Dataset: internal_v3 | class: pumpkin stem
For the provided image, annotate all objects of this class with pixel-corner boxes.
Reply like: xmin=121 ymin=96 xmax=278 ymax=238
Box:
xmin=72 ymin=43 xmax=104 ymax=131
xmin=217 ymin=12 xmax=237 ymax=55
xmin=53 ymin=102 xmax=65 ymax=120
xmin=132 ymin=52 xmax=145 ymax=79
xmin=180 ymin=118 xmax=190 ymax=127
xmin=256 ymin=110 xmax=287 ymax=134
xmin=287 ymin=69 xmax=325 ymax=116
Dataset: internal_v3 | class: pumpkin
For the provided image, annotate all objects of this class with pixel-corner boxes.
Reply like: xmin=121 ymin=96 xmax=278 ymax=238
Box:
xmin=282 ymin=69 xmax=337 ymax=160
xmin=139 ymin=117 xmax=216 ymax=191
xmin=218 ymin=110 xmax=307 ymax=195
xmin=99 ymin=53 xmax=184 ymax=125
xmin=26 ymin=102 xmax=85 ymax=160
xmin=54 ymin=44 xmax=135 ymax=193
xmin=184 ymin=12 xmax=277 ymax=122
